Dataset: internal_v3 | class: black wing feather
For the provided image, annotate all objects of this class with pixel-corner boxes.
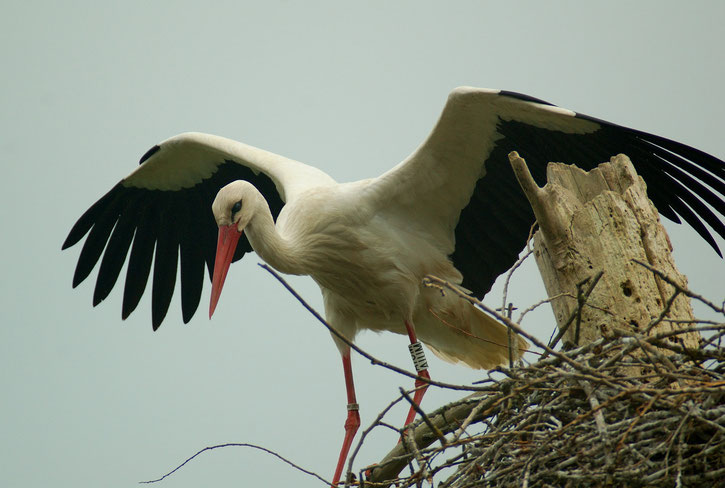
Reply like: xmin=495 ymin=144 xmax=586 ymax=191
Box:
xmin=580 ymin=116 xmax=725 ymax=179
xmin=175 ymin=193 xmax=207 ymax=323
xmin=72 ymin=189 xmax=125 ymax=288
xmin=151 ymin=192 xmax=179 ymax=329
xmin=63 ymin=184 xmax=122 ymax=250
xmin=650 ymin=151 xmax=725 ymax=217
xmin=93 ymin=192 xmax=142 ymax=305
xmin=627 ymin=145 xmax=724 ymax=253
xmin=179 ymin=227 xmax=205 ymax=324
xmin=643 ymin=141 xmax=725 ymax=195
xmin=122 ymin=203 xmax=156 ymax=320
xmin=65 ymin=157 xmax=284 ymax=328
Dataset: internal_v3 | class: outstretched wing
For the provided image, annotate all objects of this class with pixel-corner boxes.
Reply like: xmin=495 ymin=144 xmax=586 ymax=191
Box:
xmin=373 ymin=87 xmax=725 ymax=298
xmin=63 ymin=132 xmax=334 ymax=329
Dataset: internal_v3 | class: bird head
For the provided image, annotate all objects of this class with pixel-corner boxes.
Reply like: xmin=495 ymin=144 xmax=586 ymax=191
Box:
xmin=209 ymin=181 xmax=256 ymax=318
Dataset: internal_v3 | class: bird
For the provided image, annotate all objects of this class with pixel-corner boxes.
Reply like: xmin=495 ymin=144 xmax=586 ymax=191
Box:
xmin=63 ymin=87 xmax=725 ymax=486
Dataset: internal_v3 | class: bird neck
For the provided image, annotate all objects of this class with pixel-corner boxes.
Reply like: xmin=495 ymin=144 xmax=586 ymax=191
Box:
xmin=244 ymin=201 xmax=304 ymax=276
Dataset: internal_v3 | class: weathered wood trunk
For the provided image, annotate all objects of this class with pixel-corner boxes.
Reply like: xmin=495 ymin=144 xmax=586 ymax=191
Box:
xmin=509 ymin=152 xmax=700 ymax=350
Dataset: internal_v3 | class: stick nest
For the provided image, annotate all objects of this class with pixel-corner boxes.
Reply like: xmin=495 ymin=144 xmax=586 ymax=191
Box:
xmin=374 ymin=322 xmax=725 ymax=488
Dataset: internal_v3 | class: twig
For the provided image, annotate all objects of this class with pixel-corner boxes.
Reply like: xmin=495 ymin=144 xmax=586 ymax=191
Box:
xmin=139 ymin=443 xmax=329 ymax=485
xmin=633 ymin=259 xmax=725 ymax=314
xmin=545 ymin=271 xmax=604 ymax=354
xmin=400 ymin=387 xmax=448 ymax=447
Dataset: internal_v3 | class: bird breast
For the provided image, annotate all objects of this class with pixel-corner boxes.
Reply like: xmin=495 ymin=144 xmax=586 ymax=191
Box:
xmin=281 ymin=206 xmax=444 ymax=323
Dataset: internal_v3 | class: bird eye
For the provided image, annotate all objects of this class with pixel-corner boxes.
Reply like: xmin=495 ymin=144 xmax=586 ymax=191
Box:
xmin=231 ymin=201 xmax=242 ymax=215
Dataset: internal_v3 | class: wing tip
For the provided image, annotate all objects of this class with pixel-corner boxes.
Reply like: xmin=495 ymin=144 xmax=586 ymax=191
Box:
xmin=61 ymin=235 xmax=75 ymax=251
xmin=714 ymin=245 xmax=723 ymax=259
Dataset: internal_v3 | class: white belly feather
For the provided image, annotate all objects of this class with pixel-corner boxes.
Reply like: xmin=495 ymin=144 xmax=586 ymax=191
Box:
xmin=276 ymin=185 xmax=527 ymax=368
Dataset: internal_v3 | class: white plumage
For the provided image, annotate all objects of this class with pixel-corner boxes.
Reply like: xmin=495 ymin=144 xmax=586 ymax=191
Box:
xmin=210 ymin=178 xmax=522 ymax=368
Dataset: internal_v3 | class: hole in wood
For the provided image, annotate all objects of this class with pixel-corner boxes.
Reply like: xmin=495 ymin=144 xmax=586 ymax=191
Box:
xmin=621 ymin=280 xmax=633 ymax=297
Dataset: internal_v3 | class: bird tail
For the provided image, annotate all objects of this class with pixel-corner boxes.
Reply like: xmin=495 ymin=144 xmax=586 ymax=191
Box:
xmin=416 ymin=287 xmax=529 ymax=370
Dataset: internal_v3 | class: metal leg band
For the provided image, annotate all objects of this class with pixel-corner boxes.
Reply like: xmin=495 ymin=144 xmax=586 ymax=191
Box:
xmin=408 ymin=341 xmax=429 ymax=372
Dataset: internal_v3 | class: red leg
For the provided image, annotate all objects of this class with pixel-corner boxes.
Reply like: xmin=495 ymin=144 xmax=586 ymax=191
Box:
xmin=403 ymin=319 xmax=430 ymax=427
xmin=331 ymin=349 xmax=360 ymax=486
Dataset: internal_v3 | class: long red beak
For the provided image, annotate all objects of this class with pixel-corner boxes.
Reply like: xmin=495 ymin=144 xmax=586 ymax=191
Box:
xmin=209 ymin=224 xmax=242 ymax=318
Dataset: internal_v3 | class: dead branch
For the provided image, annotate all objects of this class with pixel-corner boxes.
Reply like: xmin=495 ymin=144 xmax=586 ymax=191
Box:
xmin=365 ymin=317 xmax=725 ymax=487
xmin=140 ymin=442 xmax=330 ymax=485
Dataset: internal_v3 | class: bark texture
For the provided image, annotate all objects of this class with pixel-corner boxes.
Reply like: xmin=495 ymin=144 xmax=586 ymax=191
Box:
xmin=509 ymin=152 xmax=699 ymax=350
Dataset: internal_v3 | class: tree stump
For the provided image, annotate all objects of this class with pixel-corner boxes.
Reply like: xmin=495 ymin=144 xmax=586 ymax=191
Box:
xmin=508 ymin=152 xmax=700 ymax=350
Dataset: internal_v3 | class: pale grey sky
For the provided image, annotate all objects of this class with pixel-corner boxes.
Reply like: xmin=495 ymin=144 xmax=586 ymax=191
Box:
xmin=1 ymin=2 xmax=723 ymax=487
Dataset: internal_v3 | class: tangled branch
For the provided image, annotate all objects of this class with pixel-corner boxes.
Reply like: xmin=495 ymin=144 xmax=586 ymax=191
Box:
xmin=363 ymin=275 xmax=725 ymax=487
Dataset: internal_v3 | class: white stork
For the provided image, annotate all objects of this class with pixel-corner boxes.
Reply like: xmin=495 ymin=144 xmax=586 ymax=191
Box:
xmin=63 ymin=87 xmax=725 ymax=485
